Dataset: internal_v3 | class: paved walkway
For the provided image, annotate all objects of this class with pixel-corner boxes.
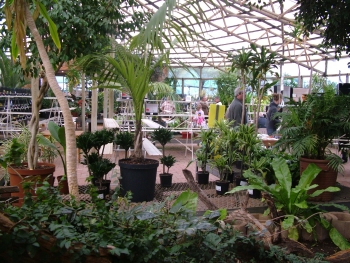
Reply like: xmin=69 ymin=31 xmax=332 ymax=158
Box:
xmin=52 ymin=136 xmax=350 ymax=190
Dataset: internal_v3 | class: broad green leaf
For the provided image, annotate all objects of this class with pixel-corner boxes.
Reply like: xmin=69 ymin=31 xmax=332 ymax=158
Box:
xmin=172 ymin=190 xmax=198 ymax=213
xmin=38 ymin=2 xmax=61 ymax=49
xmin=271 ymin=158 xmax=292 ymax=198
xmin=294 ymin=200 xmax=308 ymax=209
xmin=11 ymin=33 xmax=19 ymax=60
xmin=288 ymin=227 xmax=299 ymax=241
xmin=329 ymin=227 xmax=350 ymax=250
xmin=282 ymin=215 xmax=295 ymax=230
xmin=309 ymin=187 xmax=340 ymax=198
xmin=296 ymin=163 xmax=321 ymax=190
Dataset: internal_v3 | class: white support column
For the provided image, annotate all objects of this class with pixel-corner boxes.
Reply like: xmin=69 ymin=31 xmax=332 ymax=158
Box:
xmin=91 ymin=79 xmax=98 ymax=132
xmin=108 ymin=89 xmax=114 ymax=118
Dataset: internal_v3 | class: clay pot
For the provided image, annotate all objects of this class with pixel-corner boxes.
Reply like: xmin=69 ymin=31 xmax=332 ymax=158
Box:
xmin=300 ymin=157 xmax=338 ymax=202
xmin=8 ymin=163 xmax=55 ymax=206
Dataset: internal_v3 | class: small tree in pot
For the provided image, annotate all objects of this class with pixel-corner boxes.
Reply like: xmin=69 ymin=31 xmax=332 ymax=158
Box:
xmin=88 ymin=157 xmax=116 ymax=199
xmin=151 ymin=128 xmax=173 ymax=174
xmin=76 ymin=129 xmax=115 ymax=195
xmin=159 ymin=155 xmax=176 ymax=187
xmin=209 ymin=154 xmax=232 ymax=195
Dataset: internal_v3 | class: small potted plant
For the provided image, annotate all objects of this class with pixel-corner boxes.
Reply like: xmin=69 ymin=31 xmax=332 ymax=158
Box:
xmin=151 ymin=127 xmax=173 ymax=175
xmin=194 ymin=129 xmax=215 ymax=184
xmin=209 ymin=154 xmax=232 ymax=195
xmin=76 ymin=129 xmax=115 ymax=195
xmin=88 ymin=157 xmax=116 ymax=199
xmin=159 ymin=155 xmax=176 ymax=187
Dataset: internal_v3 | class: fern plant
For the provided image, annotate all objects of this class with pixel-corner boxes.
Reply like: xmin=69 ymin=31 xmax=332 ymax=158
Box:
xmin=275 ymin=81 xmax=350 ymax=172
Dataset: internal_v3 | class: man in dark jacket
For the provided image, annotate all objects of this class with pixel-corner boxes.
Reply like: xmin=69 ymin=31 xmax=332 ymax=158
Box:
xmin=226 ymin=87 xmax=248 ymax=127
xmin=266 ymin=93 xmax=282 ymax=135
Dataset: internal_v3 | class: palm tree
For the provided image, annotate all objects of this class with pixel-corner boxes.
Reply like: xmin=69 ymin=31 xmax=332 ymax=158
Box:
xmin=0 ymin=49 xmax=28 ymax=88
xmin=4 ymin=0 xmax=79 ymax=198
xmin=229 ymin=47 xmax=253 ymax=124
xmin=78 ymin=46 xmax=170 ymax=160
xmin=250 ymin=44 xmax=279 ymax=130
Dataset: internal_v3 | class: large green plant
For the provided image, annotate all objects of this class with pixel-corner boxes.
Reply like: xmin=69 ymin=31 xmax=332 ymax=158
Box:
xmin=214 ymin=71 xmax=239 ymax=107
xmin=275 ymin=81 xmax=350 ymax=172
xmin=228 ymin=158 xmax=349 ymax=249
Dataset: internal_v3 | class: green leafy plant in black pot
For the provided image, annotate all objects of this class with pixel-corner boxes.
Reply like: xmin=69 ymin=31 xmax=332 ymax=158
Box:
xmin=209 ymin=154 xmax=232 ymax=195
xmin=76 ymin=129 xmax=115 ymax=196
xmin=151 ymin=127 xmax=173 ymax=174
xmin=193 ymin=129 xmax=215 ymax=184
xmin=159 ymin=155 xmax=176 ymax=187
xmin=88 ymin=157 xmax=116 ymax=199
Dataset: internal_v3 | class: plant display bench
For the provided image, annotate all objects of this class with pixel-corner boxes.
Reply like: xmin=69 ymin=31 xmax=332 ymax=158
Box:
xmin=0 ymin=186 xmax=19 ymax=203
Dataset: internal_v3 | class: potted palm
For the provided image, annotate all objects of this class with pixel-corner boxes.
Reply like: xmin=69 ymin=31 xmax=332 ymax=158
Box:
xmin=159 ymin=155 xmax=176 ymax=187
xmin=275 ymin=78 xmax=350 ymax=201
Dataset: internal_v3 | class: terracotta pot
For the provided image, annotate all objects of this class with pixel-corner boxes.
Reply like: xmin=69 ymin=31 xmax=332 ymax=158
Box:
xmin=300 ymin=157 xmax=338 ymax=202
xmin=8 ymin=162 xmax=55 ymax=206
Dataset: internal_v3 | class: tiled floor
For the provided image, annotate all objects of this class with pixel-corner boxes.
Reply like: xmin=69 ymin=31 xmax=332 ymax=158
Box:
xmin=52 ymin=135 xmax=350 ymax=191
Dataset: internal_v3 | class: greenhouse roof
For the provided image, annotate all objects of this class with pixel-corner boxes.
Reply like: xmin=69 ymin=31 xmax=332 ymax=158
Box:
xmin=122 ymin=0 xmax=349 ymax=77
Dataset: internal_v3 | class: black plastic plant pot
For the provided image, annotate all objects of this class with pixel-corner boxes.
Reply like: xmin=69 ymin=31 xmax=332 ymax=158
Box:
xmin=249 ymin=189 xmax=261 ymax=199
xmin=215 ymin=180 xmax=230 ymax=195
xmin=93 ymin=179 xmax=111 ymax=196
xmin=119 ymin=159 xmax=159 ymax=202
xmin=196 ymin=171 xmax=209 ymax=184
xmin=227 ymin=172 xmax=234 ymax=184
xmin=160 ymin=173 xmax=173 ymax=187
xmin=97 ymin=186 xmax=107 ymax=200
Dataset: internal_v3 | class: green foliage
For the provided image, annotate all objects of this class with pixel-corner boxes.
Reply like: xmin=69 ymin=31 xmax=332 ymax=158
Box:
xmin=228 ymin=157 xmax=347 ymax=246
xmin=214 ymin=71 xmax=239 ymax=106
xmin=88 ymin=158 xmax=116 ymax=187
xmin=0 ymin=183 xmax=330 ymax=262
xmin=0 ymin=138 xmax=24 ymax=168
xmin=76 ymin=130 xmax=115 ymax=179
xmin=0 ymin=49 xmax=27 ymax=88
xmin=275 ymin=78 xmax=350 ymax=172
xmin=296 ymin=0 xmax=350 ymax=56
xmin=190 ymin=128 xmax=215 ymax=172
xmin=114 ymin=131 xmax=134 ymax=159
xmin=209 ymin=155 xmax=231 ymax=181
xmin=151 ymin=127 xmax=173 ymax=173
xmin=160 ymin=155 xmax=176 ymax=174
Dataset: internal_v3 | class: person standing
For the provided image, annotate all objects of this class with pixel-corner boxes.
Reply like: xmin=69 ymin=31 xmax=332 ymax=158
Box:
xmin=226 ymin=87 xmax=247 ymax=127
xmin=199 ymin=96 xmax=209 ymax=115
xmin=266 ymin=93 xmax=282 ymax=135
xmin=214 ymin=96 xmax=222 ymax=105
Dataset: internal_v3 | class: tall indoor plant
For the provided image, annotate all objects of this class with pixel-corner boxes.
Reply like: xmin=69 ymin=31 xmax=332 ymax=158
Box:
xmin=275 ymin=78 xmax=350 ymax=201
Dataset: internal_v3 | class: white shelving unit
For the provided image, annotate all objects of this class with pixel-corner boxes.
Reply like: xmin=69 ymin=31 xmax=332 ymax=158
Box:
xmin=0 ymin=95 xmax=32 ymax=137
